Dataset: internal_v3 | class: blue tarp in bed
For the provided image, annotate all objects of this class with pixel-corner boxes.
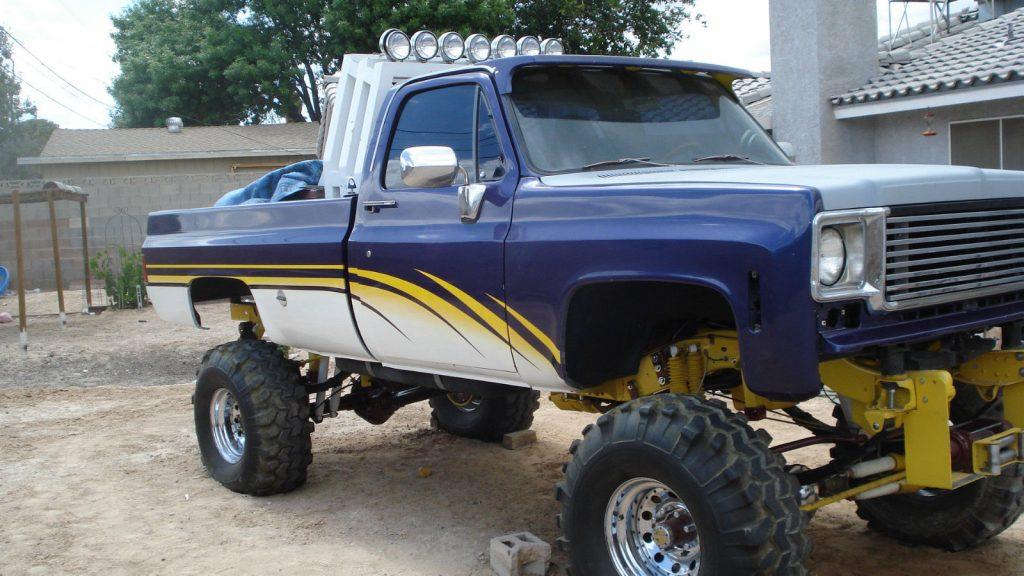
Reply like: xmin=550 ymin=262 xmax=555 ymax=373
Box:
xmin=214 ymin=160 xmax=323 ymax=206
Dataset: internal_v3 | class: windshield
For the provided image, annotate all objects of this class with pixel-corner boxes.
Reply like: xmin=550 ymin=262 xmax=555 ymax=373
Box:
xmin=508 ymin=66 xmax=790 ymax=174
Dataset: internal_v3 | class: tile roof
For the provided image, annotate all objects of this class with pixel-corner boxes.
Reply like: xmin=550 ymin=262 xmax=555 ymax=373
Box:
xmin=733 ymin=75 xmax=773 ymax=106
xmin=833 ymin=7 xmax=1024 ymax=105
xmin=732 ymin=6 xmax=989 ymax=107
xmin=24 ymin=122 xmax=318 ymax=165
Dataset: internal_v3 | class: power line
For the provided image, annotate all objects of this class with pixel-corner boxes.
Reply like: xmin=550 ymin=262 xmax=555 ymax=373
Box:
xmin=0 ymin=24 xmax=115 ymax=109
xmin=18 ymin=77 xmax=108 ymax=127
xmin=14 ymin=56 xmax=117 ymax=113
xmin=52 ymin=0 xmax=92 ymax=32
xmin=3 ymin=23 xmax=312 ymax=154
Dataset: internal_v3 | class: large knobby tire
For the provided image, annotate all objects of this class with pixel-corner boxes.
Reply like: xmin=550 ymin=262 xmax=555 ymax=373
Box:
xmin=556 ymin=395 xmax=810 ymax=576
xmin=854 ymin=383 xmax=1024 ymax=551
xmin=429 ymin=389 xmax=540 ymax=442
xmin=194 ymin=340 xmax=313 ymax=496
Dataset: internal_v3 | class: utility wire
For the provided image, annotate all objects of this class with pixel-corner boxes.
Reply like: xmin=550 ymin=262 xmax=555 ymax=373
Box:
xmin=18 ymin=77 xmax=107 ymax=127
xmin=3 ymin=24 xmax=313 ymax=155
xmin=0 ymin=24 xmax=115 ymax=109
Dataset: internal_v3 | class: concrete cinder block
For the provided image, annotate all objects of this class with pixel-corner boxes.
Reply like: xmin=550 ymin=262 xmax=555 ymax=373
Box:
xmin=502 ymin=429 xmax=537 ymax=450
xmin=490 ymin=532 xmax=551 ymax=576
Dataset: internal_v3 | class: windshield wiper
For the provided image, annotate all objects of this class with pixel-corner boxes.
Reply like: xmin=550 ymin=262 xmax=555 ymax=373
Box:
xmin=691 ymin=154 xmax=765 ymax=165
xmin=580 ymin=157 xmax=669 ymax=171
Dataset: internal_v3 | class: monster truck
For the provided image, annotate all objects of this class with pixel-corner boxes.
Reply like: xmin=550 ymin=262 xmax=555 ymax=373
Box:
xmin=143 ymin=30 xmax=1024 ymax=575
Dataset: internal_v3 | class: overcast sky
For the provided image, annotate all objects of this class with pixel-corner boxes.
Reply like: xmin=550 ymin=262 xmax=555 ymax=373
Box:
xmin=3 ymin=0 xmax=976 ymax=129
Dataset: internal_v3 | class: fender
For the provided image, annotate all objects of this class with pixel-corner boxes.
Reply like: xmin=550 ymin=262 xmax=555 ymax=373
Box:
xmin=505 ymin=176 xmax=824 ymax=401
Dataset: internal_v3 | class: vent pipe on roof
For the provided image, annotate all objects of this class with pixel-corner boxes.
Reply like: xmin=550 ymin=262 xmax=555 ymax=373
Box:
xmin=166 ymin=117 xmax=183 ymax=133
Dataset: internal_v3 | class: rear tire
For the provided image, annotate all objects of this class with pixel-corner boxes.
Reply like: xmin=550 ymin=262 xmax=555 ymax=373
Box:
xmin=556 ymin=395 xmax=810 ymax=575
xmin=429 ymin=389 xmax=540 ymax=442
xmin=194 ymin=340 xmax=313 ymax=496
xmin=855 ymin=382 xmax=1024 ymax=550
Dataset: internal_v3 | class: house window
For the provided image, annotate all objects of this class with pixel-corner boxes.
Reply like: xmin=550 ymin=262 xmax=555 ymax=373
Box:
xmin=950 ymin=116 xmax=1024 ymax=170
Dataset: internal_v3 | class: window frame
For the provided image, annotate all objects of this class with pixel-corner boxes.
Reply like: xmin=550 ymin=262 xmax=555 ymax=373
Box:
xmin=948 ymin=114 xmax=1024 ymax=170
xmin=379 ymin=80 xmax=509 ymax=191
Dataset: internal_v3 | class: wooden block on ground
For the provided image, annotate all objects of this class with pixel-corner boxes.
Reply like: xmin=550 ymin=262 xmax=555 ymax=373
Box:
xmin=502 ymin=429 xmax=537 ymax=450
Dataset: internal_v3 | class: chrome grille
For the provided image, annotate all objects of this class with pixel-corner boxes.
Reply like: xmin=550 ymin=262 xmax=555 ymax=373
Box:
xmin=885 ymin=206 xmax=1024 ymax=307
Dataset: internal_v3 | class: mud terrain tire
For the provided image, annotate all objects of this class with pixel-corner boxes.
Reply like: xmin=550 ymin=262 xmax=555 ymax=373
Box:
xmin=194 ymin=340 xmax=313 ymax=496
xmin=556 ymin=394 xmax=810 ymax=575
xmin=429 ymin=389 xmax=540 ymax=442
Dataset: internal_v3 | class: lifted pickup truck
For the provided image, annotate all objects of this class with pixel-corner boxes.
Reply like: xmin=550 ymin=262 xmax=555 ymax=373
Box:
xmin=144 ymin=44 xmax=1024 ymax=575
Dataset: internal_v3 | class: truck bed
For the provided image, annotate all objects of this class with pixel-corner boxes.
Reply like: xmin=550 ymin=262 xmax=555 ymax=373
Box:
xmin=143 ymin=197 xmax=373 ymax=361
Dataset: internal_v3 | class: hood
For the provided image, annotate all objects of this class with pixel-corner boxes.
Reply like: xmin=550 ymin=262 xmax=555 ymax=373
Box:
xmin=539 ymin=164 xmax=1024 ymax=211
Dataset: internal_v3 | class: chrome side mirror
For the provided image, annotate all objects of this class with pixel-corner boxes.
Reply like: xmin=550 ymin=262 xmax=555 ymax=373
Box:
xmin=777 ymin=141 xmax=796 ymax=162
xmin=400 ymin=146 xmax=459 ymax=188
xmin=458 ymin=183 xmax=486 ymax=223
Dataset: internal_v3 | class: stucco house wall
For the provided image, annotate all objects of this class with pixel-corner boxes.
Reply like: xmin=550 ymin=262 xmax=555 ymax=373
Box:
xmin=873 ymin=98 xmax=1024 ymax=166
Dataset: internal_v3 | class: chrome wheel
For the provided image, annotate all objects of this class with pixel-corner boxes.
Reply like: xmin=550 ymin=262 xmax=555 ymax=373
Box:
xmin=447 ymin=392 xmax=482 ymax=413
xmin=605 ymin=478 xmax=701 ymax=576
xmin=210 ymin=388 xmax=245 ymax=463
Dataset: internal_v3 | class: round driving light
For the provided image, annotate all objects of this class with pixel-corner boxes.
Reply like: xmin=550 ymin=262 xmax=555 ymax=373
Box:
xmin=818 ymin=227 xmax=846 ymax=286
xmin=410 ymin=30 xmax=438 ymax=61
xmin=541 ymin=38 xmax=565 ymax=55
xmin=439 ymin=31 xmax=464 ymax=62
xmin=465 ymin=34 xmax=491 ymax=62
xmin=517 ymin=36 xmax=541 ymax=56
xmin=380 ymin=28 xmax=411 ymax=61
xmin=491 ymin=34 xmax=517 ymax=58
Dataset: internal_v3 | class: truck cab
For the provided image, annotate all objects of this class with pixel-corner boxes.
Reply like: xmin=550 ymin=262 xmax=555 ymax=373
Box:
xmin=143 ymin=37 xmax=1024 ymax=576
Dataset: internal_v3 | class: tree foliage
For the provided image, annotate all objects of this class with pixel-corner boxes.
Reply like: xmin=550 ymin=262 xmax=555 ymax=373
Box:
xmin=110 ymin=0 xmax=700 ymax=128
xmin=0 ymin=29 xmax=57 ymax=180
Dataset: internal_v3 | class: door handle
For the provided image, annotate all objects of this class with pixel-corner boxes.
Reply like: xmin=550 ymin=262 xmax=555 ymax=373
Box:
xmin=458 ymin=183 xmax=487 ymax=223
xmin=364 ymin=200 xmax=398 ymax=213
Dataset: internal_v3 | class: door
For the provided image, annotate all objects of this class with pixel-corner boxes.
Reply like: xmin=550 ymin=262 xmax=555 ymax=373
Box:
xmin=348 ymin=74 xmax=519 ymax=378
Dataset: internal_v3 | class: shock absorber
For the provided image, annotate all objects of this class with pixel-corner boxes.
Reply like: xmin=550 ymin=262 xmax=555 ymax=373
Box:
xmin=667 ymin=344 xmax=704 ymax=394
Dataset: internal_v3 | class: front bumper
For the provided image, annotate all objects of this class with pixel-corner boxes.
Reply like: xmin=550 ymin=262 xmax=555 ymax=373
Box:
xmin=819 ymin=291 xmax=1024 ymax=357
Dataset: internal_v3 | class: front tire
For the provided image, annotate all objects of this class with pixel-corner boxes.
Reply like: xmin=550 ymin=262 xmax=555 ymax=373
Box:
xmin=429 ymin=389 xmax=540 ymax=442
xmin=194 ymin=340 xmax=313 ymax=496
xmin=557 ymin=395 xmax=810 ymax=575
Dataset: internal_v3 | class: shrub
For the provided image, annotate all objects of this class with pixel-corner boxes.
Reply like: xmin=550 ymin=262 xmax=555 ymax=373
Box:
xmin=90 ymin=246 xmax=147 ymax=309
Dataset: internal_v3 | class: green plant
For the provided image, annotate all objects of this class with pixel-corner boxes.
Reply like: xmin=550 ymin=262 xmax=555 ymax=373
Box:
xmin=90 ymin=246 xmax=147 ymax=309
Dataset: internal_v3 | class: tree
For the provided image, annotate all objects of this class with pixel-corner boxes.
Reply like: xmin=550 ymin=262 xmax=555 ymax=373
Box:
xmin=513 ymin=0 xmax=701 ymax=57
xmin=109 ymin=0 xmax=701 ymax=128
xmin=109 ymin=0 xmax=279 ymax=127
xmin=0 ymin=28 xmax=57 ymax=180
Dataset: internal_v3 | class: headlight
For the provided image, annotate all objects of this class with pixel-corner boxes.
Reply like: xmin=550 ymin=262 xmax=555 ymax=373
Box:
xmin=811 ymin=208 xmax=887 ymax=305
xmin=517 ymin=36 xmax=541 ymax=56
xmin=465 ymin=34 xmax=491 ymax=62
xmin=818 ymin=227 xmax=846 ymax=286
xmin=541 ymin=38 xmax=565 ymax=55
xmin=491 ymin=35 xmax=517 ymax=58
xmin=410 ymin=31 xmax=438 ymax=62
xmin=379 ymin=29 xmax=411 ymax=61
xmin=439 ymin=32 xmax=464 ymax=62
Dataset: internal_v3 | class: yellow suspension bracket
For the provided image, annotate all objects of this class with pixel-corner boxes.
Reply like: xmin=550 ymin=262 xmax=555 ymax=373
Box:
xmin=549 ymin=393 xmax=604 ymax=414
xmin=230 ymin=302 xmax=265 ymax=339
xmin=972 ymin=428 xmax=1024 ymax=476
xmin=953 ymin=348 xmax=1024 ymax=476
xmin=956 ymin=349 xmax=1024 ymax=425
xmin=549 ymin=329 xmax=747 ymax=413
xmin=820 ymin=359 xmax=957 ymax=489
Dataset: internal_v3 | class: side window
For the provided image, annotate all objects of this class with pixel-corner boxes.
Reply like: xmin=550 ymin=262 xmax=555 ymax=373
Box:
xmin=476 ymin=91 xmax=506 ymax=182
xmin=384 ymin=84 xmax=476 ymax=189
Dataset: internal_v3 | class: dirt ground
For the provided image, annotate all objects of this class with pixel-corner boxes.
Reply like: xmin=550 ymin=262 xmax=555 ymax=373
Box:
xmin=1 ymin=295 xmax=1022 ymax=575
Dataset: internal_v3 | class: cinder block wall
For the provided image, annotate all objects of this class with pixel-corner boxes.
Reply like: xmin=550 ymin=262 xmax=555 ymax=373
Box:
xmin=0 ymin=172 xmax=269 ymax=291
